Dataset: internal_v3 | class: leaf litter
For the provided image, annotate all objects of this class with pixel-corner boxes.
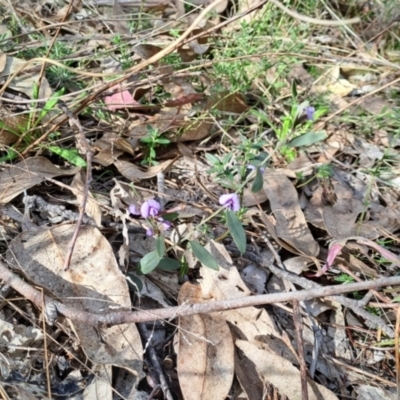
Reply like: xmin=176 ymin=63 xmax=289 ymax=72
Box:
xmin=0 ymin=0 xmax=399 ymax=399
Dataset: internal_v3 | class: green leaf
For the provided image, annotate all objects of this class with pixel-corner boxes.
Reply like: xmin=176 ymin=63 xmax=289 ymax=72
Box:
xmin=291 ymin=80 xmax=298 ymax=99
xmin=287 ymin=131 xmax=327 ymax=148
xmin=161 ymin=212 xmax=179 ymax=221
xmin=251 ymin=168 xmax=264 ymax=193
xmin=225 ymin=210 xmax=246 ymax=255
xmin=392 ymin=295 xmax=400 ymax=303
xmin=189 ymin=241 xmax=219 ymax=270
xmin=139 ymin=250 xmax=162 ymax=274
xmin=156 ymin=138 xmax=170 ymax=145
xmin=47 ymin=146 xmax=87 ymax=167
xmin=157 ymin=258 xmax=181 ymax=271
xmin=39 ymin=88 xmax=64 ymax=122
xmin=126 ymin=273 xmax=143 ymax=292
xmin=156 ymin=236 xmax=165 ymax=258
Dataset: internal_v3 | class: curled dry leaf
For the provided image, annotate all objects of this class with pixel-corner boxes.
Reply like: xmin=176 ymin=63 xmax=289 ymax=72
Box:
xmin=0 ymin=51 xmax=52 ymax=100
xmin=92 ymin=132 xmax=129 ymax=167
xmin=177 ymin=282 xmax=234 ymax=400
xmin=7 ymin=225 xmax=143 ymax=376
xmin=115 ymin=158 xmax=175 ymax=181
xmin=0 ymin=157 xmax=80 ymax=204
xmin=263 ymin=169 xmax=320 ymax=257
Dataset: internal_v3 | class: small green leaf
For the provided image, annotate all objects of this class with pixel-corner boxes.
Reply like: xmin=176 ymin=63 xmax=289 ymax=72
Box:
xmin=156 ymin=138 xmax=170 ymax=145
xmin=156 ymin=236 xmax=165 ymax=258
xmin=139 ymin=250 xmax=162 ymax=274
xmin=287 ymin=131 xmax=327 ymax=148
xmin=392 ymin=295 xmax=400 ymax=303
xmin=251 ymin=168 xmax=264 ymax=193
xmin=126 ymin=273 xmax=143 ymax=292
xmin=189 ymin=241 xmax=219 ymax=270
xmin=161 ymin=212 xmax=179 ymax=221
xmin=157 ymin=258 xmax=181 ymax=271
xmin=47 ymin=146 xmax=87 ymax=167
xmin=39 ymin=88 xmax=64 ymax=122
xmin=225 ymin=210 xmax=246 ymax=255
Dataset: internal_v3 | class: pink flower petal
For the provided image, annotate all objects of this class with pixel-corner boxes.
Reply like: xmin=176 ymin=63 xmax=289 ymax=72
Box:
xmin=104 ymin=84 xmax=137 ymax=111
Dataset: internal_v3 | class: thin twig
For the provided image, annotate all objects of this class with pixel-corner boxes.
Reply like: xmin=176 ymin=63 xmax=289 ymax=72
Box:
xmin=1 ymin=258 xmax=400 ymax=331
xmin=137 ymin=323 xmax=173 ymax=400
xmin=57 ymin=101 xmax=92 ymax=271
xmin=226 ymin=245 xmax=395 ymax=337
xmin=293 ymin=300 xmax=309 ymax=400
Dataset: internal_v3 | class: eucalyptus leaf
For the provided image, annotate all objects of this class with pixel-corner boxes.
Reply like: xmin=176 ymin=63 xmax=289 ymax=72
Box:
xmin=139 ymin=250 xmax=162 ymax=274
xmin=226 ymin=210 xmax=246 ymax=254
xmin=287 ymin=131 xmax=327 ymax=148
xmin=190 ymin=241 xmax=219 ymax=270
xmin=156 ymin=236 xmax=165 ymax=258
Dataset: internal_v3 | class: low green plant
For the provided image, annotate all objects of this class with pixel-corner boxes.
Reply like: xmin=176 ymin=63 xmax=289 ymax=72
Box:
xmin=140 ymin=126 xmax=171 ymax=165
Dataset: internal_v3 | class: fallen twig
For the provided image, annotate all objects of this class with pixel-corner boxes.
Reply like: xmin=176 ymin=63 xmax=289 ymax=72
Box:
xmin=57 ymin=101 xmax=92 ymax=271
xmin=227 ymin=244 xmax=396 ymax=338
xmin=0 ymin=258 xmax=399 ymax=332
xmin=293 ymin=300 xmax=309 ymax=400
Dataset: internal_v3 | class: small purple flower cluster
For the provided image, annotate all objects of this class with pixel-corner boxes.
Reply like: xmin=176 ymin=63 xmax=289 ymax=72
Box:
xmin=219 ymin=193 xmax=240 ymax=212
xmin=305 ymin=106 xmax=315 ymax=121
xmin=129 ymin=199 xmax=171 ymax=236
xmin=130 ymin=193 xmax=241 ymax=236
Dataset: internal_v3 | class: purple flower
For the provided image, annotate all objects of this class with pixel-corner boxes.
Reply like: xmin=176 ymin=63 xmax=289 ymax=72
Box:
xmin=128 ymin=204 xmax=140 ymax=215
xmin=306 ymin=106 xmax=315 ymax=121
xmin=141 ymin=199 xmax=161 ymax=218
xmin=146 ymin=227 xmax=154 ymax=236
xmin=247 ymin=164 xmax=265 ymax=174
xmin=219 ymin=193 xmax=240 ymax=212
xmin=160 ymin=219 xmax=171 ymax=230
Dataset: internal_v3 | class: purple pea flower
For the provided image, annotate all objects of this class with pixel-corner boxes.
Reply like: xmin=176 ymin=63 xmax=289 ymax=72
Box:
xmin=128 ymin=204 xmax=141 ymax=215
xmin=247 ymin=164 xmax=265 ymax=174
xmin=305 ymin=106 xmax=315 ymax=121
xmin=141 ymin=199 xmax=161 ymax=218
xmin=146 ymin=227 xmax=154 ymax=236
xmin=219 ymin=193 xmax=240 ymax=212
xmin=158 ymin=218 xmax=172 ymax=230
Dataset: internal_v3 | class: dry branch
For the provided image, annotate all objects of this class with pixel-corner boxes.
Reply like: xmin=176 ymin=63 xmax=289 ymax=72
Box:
xmin=1 ymin=258 xmax=399 ymax=330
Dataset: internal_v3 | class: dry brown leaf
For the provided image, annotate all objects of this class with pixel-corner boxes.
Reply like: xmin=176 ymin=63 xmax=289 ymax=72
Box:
xmin=71 ymin=171 xmax=103 ymax=227
xmin=133 ymin=44 xmax=163 ymax=59
xmin=0 ymin=111 xmax=29 ymax=146
xmin=236 ymin=340 xmax=339 ymax=400
xmin=0 ymin=51 xmax=52 ymax=99
xmin=178 ymin=119 xmax=214 ymax=142
xmin=82 ymin=365 xmax=112 ymax=400
xmin=7 ymin=225 xmax=143 ymax=376
xmin=322 ymin=181 xmax=364 ymax=239
xmin=312 ymin=65 xmax=356 ymax=97
xmin=206 ymin=92 xmax=249 ymax=114
xmin=92 ymin=132 xmax=134 ymax=166
xmin=0 ymin=157 xmax=79 ymax=204
xmin=115 ymin=158 xmax=175 ymax=181
xmin=263 ymin=169 xmax=320 ymax=257
xmin=177 ymin=282 xmax=234 ymax=400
